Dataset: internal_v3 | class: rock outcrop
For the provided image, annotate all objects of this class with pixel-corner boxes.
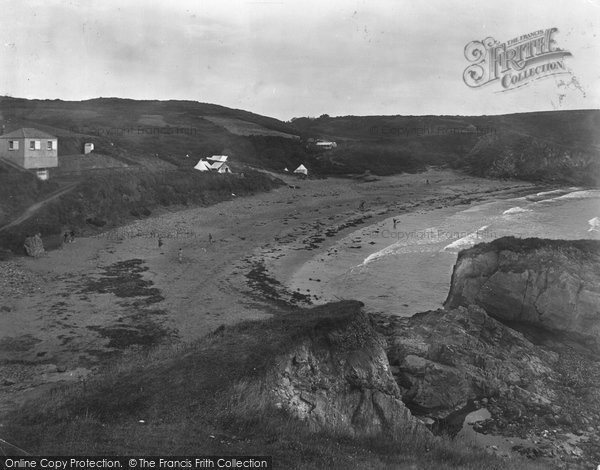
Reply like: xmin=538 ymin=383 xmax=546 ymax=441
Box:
xmin=375 ymin=305 xmax=558 ymax=421
xmin=269 ymin=307 xmax=420 ymax=437
xmin=444 ymin=237 xmax=600 ymax=347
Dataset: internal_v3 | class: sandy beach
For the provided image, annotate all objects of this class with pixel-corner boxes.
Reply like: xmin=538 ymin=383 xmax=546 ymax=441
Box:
xmin=0 ymin=169 xmax=538 ymax=416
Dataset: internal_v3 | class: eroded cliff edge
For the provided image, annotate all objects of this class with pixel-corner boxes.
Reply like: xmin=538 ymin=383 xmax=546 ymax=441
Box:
xmin=444 ymin=237 xmax=600 ymax=348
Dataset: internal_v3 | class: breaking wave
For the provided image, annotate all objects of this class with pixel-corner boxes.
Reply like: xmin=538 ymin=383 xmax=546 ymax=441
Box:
xmin=503 ymin=206 xmax=533 ymax=215
xmin=441 ymin=225 xmax=489 ymax=252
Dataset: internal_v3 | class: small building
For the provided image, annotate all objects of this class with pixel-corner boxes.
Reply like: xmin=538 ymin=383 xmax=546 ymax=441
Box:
xmin=315 ymin=141 xmax=337 ymax=150
xmin=194 ymin=159 xmax=211 ymax=172
xmin=84 ymin=143 xmax=94 ymax=154
xmin=294 ymin=164 xmax=308 ymax=178
xmin=210 ymin=162 xmax=232 ymax=174
xmin=0 ymin=128 xmax=58 ymax=180
xmin=207 ymin=155 xmax=228 ymax=163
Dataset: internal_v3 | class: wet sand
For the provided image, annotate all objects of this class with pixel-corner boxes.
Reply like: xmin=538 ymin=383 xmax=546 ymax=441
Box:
xmin=0 ymin=169 xmax=538 ymax=416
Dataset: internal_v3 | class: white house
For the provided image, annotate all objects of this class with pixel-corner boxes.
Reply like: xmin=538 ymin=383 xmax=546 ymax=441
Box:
xmin=84 ymin=143 xmax=94 ymax=154
xmin=0 ymin=128 xmax=58 ymax=180
xmin=315 ymin=141 xmax=337 ymax=150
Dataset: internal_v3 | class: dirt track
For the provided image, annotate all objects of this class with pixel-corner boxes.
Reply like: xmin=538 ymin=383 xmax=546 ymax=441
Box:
xmin=0 ymin=182 xmax=77 ymax=233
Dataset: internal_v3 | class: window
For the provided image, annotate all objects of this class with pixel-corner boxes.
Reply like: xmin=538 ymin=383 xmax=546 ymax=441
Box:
xmin=30 ymin=140 xmax=41 ymax=150
xmin=47 ymin=140 xmax=54 ymax=150
xmin=8 ymin=140 xmax=18 ymax=150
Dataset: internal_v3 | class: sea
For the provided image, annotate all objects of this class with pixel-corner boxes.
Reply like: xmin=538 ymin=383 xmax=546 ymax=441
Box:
xmin=289 ymin=188 xmax=600 ymax=316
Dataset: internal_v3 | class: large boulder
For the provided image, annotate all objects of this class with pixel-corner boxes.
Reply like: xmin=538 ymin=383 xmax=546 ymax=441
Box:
xmin=444 ymin=237 xmax=600 ymax=347
xmin=269 ymin=307 xmax=420 ymax=437
xmin=23 ymin=234 xmax=45 ymax=258
xmin=376 ymin=305 xmax=558 ymax=420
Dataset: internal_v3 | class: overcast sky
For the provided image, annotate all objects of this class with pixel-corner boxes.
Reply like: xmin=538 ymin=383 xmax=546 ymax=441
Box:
xmin=0 ymin=0 xmax=598 ymax=120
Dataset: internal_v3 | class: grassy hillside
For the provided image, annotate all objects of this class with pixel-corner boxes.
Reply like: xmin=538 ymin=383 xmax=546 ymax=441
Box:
xmin=3 ymin=301 xmax=539 ymax=469
xmin=2 ymin=97 xmax=596 ymax=183
xmin=0 ymin=162 xmax=60 ymax=226
xmin=0 ymin=96 xmax=306 ymax=171
xmin=0 ymin=168 xmax=282 ymax=253
xmin=292 ymin=110 xmax=600 ymax=183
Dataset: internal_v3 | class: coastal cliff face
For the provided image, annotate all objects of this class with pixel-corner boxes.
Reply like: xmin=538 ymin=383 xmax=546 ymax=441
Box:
xmin=444 ymin=237 xmax=600 ymax=346
xmin=376 ymin=305 xmax=558 ymax=421
xmin=268 ymin=308 xmax=420 ymax=437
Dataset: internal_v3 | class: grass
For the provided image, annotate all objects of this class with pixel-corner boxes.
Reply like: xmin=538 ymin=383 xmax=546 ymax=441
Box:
xmin=3 ymin=301 xmax=544 ymax=469
xmin=462 ymin=236 xmax=600 ymax=259
xmin=292 ymin=111 xmax=600 ymax=184
xmin=0 ymin=168 xmax=282 ymax=253
xmin=3 ymin=96 xmax=599 ymax=185
xmin=0 ymin=163 xmax=60 ymax=225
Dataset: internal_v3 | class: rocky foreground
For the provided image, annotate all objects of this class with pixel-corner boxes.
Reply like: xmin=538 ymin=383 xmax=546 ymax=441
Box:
xmin=3 ymin=236 xmax=599 ymax=468
xmin=265 ymin=238 xmax=600 ymax=468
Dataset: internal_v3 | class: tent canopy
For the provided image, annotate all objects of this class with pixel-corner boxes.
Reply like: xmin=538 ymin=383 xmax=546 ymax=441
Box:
xmin=194 ymin=159 xmax=211 ymax=171
xmin=294 ymin=164 xmax=308 ymax=174
xmin=208 ymin=155 xmax=228 ymax=162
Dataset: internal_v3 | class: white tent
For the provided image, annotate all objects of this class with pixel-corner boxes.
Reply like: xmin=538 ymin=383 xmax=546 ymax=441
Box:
xmin=293 ymin=164 xmax=308 ymax=175
xmin=211 ymin=162 xmax=232 ymax=174
xmin=283 ymin=167 xmax=289 ymax=172
xmin=194 ymin=159 xmax=211 ymax=171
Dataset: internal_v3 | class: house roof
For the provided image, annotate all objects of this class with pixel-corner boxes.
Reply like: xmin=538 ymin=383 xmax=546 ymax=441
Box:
xmin=294 ymin=164 xmax=308 ymax=173
xmin=0 ymin=128 xmax=57 ymax=139
xmin=208 ymin=155 xmax=228 ymax=162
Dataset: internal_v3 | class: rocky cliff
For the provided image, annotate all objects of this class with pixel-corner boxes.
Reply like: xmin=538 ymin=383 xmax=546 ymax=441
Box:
xmin=268 ymin=306 xmax=420 ymax=437
xmin=376 ymin=305 xmax=558 ymax=422
xmin=444 ymin=237 xmax=600 ymax=347
xmin=266 ymin=296 xmax=600 ymax=465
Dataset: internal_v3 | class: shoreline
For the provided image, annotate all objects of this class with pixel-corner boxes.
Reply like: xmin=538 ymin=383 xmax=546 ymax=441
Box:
xmin=263 ymin=177 xmax=546 ymax=312
xmin=0 ymin=169 xmax=545 ymax=417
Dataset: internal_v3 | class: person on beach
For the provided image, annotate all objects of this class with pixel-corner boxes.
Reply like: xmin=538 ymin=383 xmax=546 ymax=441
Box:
xmin=70 ymin=230 xmax=75 ymax=242
xmin=359 ymin=201 xmax=365 ymax=211
xmin=178 ymin=248 xmax=183 ymax=263
xmin=208 ymin=233 xmax=214 ymax=243
xmin=393 ymin=218 xmax=400 ymax=229
xmin=63 ymin=231 xmax=70 ymax=244
xmin=158 ymin=237 xmax=163 ymax=249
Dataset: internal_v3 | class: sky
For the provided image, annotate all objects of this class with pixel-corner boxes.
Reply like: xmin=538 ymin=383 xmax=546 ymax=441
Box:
xmin=0 ymin=0 xmax=598 ymax=120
